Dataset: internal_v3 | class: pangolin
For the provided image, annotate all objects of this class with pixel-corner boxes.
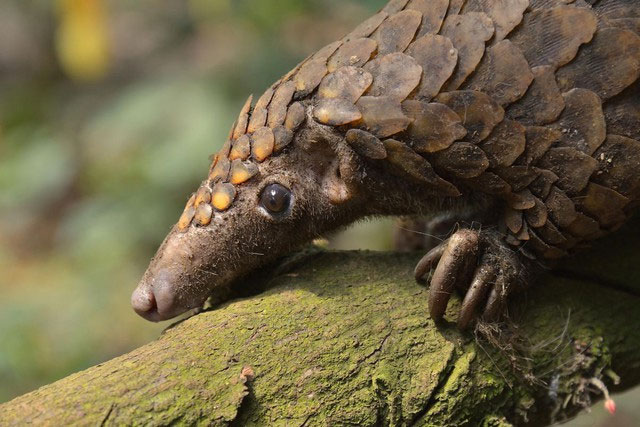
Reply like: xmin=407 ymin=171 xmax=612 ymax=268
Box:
xmin=131 ymin=0 xmax=640 ymax=329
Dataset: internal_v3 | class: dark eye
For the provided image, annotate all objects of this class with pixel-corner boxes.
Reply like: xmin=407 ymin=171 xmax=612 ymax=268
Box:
xmin=260 ymin=183 xmax=292 ymax=215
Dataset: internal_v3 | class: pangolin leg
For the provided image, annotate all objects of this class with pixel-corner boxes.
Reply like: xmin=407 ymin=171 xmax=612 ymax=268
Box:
xmin=423 ymin=229 xmax=479 ymax=320
xmin=414 ymin=243 xmax=446 ymax=281
xmin=416 ymin=229 xmax=530 ymax=329
xmin=457 ymin=260 xmax=497 ymax=329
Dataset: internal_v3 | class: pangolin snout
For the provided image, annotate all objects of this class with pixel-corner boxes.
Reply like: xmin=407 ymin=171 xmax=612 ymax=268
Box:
xmin=131 ymin=269 xmax=187 ymax=322
xmin=131 ymin=230 xmax=214 ymax=322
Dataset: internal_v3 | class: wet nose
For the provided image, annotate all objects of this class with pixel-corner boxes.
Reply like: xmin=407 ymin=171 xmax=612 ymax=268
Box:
xmin=131 ymin=270 xmax=181 ymax=322
xmin=131 ymin=284 xmax=157 ymax=318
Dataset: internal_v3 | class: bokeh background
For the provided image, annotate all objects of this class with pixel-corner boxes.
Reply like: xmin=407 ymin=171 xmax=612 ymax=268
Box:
xmin=0 ymin=1 xmax=636 ymax=425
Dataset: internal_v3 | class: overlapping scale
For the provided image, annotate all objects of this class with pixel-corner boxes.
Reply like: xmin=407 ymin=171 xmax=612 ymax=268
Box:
xmin=363 ymin=53 xmax=422 ymax=101
xmin=509 ymin=7 xmax=597 ymax=69
xmin=435 ymin=90 xmax=505 ymax=143
xmin=441 ymin=12 xmax=495 ymax=90
xmin=462 ymin=40 xmax=533 ymax=107
xmin=405 ymin=35 xmax=458 ymax=101
xmin=405 ymin=0 xmax=449 ymax=36
xmin=461 ymin=0 xmax=529 ymax=42
xmin=507 ymin=66 xmax=565 ymax=126
xmin=373 ymin=9 xmax=422 ymax=54
xmin=185 ymin=0 xmax=640 ymax=259
xmin=401 ymin=100 xmax=467 ymax=153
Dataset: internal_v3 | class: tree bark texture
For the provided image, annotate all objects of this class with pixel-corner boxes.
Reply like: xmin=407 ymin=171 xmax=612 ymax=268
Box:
xmin=1 ymin=221 xmax=639 ymax=426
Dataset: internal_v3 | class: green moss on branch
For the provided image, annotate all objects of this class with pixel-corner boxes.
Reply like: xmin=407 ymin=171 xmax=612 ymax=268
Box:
xmin=1 ymin=222 xmax=639 ymax=426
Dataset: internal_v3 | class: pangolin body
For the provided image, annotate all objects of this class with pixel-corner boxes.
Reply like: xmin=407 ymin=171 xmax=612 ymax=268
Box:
xmin=132 ymin=0 xmax=640 ymax=326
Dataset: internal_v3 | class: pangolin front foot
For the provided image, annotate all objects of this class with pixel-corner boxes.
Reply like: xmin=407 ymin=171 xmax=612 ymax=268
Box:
xmin=414 ymin=229 xmax=529 ymax=330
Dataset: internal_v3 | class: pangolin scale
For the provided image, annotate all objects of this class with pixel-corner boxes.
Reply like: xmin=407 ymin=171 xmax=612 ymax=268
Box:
xmin=132 ymin=0 xmax=640 ymax=329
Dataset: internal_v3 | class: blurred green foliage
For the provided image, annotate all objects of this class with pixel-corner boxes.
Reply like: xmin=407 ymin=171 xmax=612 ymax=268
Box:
xmin=0 ymin=0 xmax=388 ymax=403
xmin=0 ymin=1 xmax=636 ymax=424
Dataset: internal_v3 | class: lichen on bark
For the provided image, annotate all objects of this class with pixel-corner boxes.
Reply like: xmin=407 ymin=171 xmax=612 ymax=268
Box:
xmin=1 ymin=221 xmax=639 ymax=426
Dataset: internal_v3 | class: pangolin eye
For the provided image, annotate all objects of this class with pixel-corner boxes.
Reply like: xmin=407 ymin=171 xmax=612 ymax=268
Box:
xmin=260 ymin=183 xmax=292 ymax=215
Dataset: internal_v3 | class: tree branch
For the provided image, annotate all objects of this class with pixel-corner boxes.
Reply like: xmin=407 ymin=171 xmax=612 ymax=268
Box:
xmin=1 ymin=221 xmax=639 ymax=426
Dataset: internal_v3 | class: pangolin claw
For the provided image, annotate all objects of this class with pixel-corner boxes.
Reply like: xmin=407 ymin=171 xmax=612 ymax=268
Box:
xmin=415 ymin=229 xmax=525 ymax=330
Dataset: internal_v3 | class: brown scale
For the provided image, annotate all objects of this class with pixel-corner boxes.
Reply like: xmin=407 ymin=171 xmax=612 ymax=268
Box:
xmin=545 ymin=186 xmax=578 ymax=229
xmin=465 ymin=172 xmax=512 ymax=195
xmin=507 ymin=66 xmax=566 ymax=126
xmin=209 ymin=155 xmax=230 ymax=182
xmin=273 ymin=126 xmax=294 ymax=153
xmin=314 ymin=98 xmax=362 ymax=126
xmin=462 ymin=40 xmax=534 ymax=107
xmin=194 ymin=187 xmax=211 ymax=207
xmin=383 ymin=138 xmax=460 ymax=196
xmin=508 ymin=7 xmax=598 ymax=69
xmin=435 ymin=90 xmax=505 ymax=143
xmin=313 ymin=41 xmax=343 ymax=62
xmin=232 ymin=95 xmax=252 ymax=140
xmin=195 ymin=204 xmax=213 ymax=227
xmin=557 ymin=27 xmax=640 ymax=100
xmin=594 ymin=0 xmax=640 ymax=21
xmin=345 ymin=129 xmax=387 ymax=160
xmin=167 ymin=0 xmax=640 ymax=331
xmin=405 ymin=34 xmax=458 ymax=101
xmin=294 ymin=60 xmax=328 ymax=99
xmin=599 ymin=17 xmax=640 ymax=38
xmin=356 ymin=96 xmax=411 ymax=138
xmin=363 ymin=52 xmax=422 ymax=100
xmin=405 ymin=0 xmax=449 ymax=36
xmin=440 ymin=12 xmax=495 ymax=91
xmin=247 ymin=87 xmax=274 ymax=133
xmin=527 ymin=228 xmax=567 ymax=259
xmin=446 ymin=0 xmax=465 ymax=16
xmin=566 ymin=213 xmax=604 ymax=240
xmin=514 ymin=221 xmax=530 ymax=242
xmin=318 ymin=66 xmax=373 ymax=103
xmin=461 ymin=0 xmax=529 ymax=42
xmin=578 ymin=182 xmax=629 ymax=229
xmin=504 ymin=205 xmax=523 ymax=234
xmin=537 ymin=147 xmax=598 ymax=195
xmin=251 ymin=127 xmax=275 ymax=162
xmin=494 ymin=166 xmax=540 ymax=192
xmin=537 ymin=220 xmax=569 ymax=248
xmin=528 ymin=0 xmax=575 ymax=10
xmin=550 ymin=89 xmax=607 ymax=156
xmin=284 ymin=102 xmax=306 ymax=131
xmin=506 ymin=189 xmax=536 ymax=211
xmin=478 ymin=120 xmax=526 ymax=168
xmin=524 ymin=197 xmax=549 ymax=229
xmin=382 ymin=0 xmax=411 ymax=14
xmin=229 ymin=134 xmax=251 ymax=161
xmin=604 ymin=82 xmax=640 ymax=140
xmin=519 ymin=127 xmax=562 ymax=166
xmin=229 ymin=160 xmax=258 ymax=185
xmin=401 ymin=100 xmax=467 ymax=153
xmin=593 ymin=135 xmax=640 ymax=200
xmin=177 ymin=194 xmax=196 ymax=231
xmin=431 ymin=142 xmax=489 ymax=179
xmin=529 ymin=169 xmax=559 ymax=199
xmin=211 ymin=183 xmax=236 ymax=212
xmin=372 ymin=9 xmax=422 ymax=55
xmin=327 ymin=38 xmax=377 ymax=72
xmin=268 ymin=81 xmax=296 ymax=128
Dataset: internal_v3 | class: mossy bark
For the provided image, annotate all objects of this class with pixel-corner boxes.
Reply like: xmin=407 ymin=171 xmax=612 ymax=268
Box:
xmin=1 ymin=222 xmax=639 ymax=426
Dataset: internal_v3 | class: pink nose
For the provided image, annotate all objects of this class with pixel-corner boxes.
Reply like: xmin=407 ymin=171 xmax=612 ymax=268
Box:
xmin=131 ymin=270 xmax=182 ymax=322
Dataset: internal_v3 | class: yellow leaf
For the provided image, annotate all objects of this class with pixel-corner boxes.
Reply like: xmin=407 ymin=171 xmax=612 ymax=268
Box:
xmin=55 ymin=0 xmax=110 ymax=82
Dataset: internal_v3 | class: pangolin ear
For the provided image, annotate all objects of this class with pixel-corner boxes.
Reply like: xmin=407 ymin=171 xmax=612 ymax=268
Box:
xmin=322 ymin=150 xmax=360 ymax=205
